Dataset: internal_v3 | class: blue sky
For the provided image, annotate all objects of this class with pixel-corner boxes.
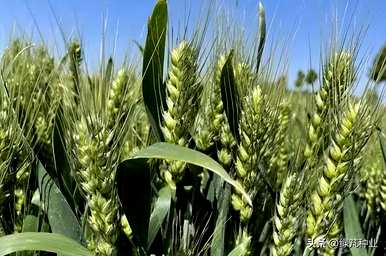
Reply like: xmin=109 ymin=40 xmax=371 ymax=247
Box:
xmin=0 ymin=0 xmax=385 ymax=87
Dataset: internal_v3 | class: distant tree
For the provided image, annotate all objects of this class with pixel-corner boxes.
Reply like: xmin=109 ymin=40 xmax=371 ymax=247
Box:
xmin=277 ymin=75 xmax=288 ymax=89
xmin=295 ymin=70 xmax=305 ymax=89
xmin=305 ymin=69 xmax=318 ymax=85
xmin=365 ymin=88 xmax=379 ymax=105
xmin=370 ymin=44 xmax=386 ymax=82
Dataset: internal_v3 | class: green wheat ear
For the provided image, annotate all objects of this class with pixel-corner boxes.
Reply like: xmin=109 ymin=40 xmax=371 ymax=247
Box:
xmin=272 ymin=173 xmax=303 ymax=256
xmin=306 ymin=101 xmax=371 ymax=254
xmin=358 ymin=133 xmax=382 ymax=213
xmin=73 ymin=115 xmax=119 ymax=255
xmin=68 ymin=40 xmax=82 ymax=99
xmin=324 ymin=51 xmax=355 ymax=107
xmin=107 ymin=69 xmax=130 ymax=128
xmin=270 ymin=101 xmax=291 ymax=189
xmin=304 ymin=50 xmax=355 ymax=166
xmin=0 ymin=98 xmax=14 ymax=212
xmin=232 ymin=85 xmax=263 ymax=224
xmin=160 ymin=40 xmax=200 ymax=189
xmin=194 ymin=78 xmax=215 ymax=152
xmin=0 ymin=79 xmax=35 ymax=234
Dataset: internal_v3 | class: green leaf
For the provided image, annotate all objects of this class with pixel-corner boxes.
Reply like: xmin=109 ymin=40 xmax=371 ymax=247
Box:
xmin=117 ymin=159 xmax=152 ymax=249
xmin=37 ymin=162 xmax=82 ymax=242
xmin=132 ymin=143 xmax=252 ymax=206
xmin=0 ymin=232 xmax=90 ymax=256
xmin=343 ymin=195 xmax=369 ymax=256
xmin=206 ymin=173 xmax=223 ymax=203
xmin=147 ymin=185 xmax=172 ymax=249
xmin=0 ymin=223 xmax=4 ymax=237
xmin=220 ymin=50 xmax=240 ymax=143
xmin=133 ymin=40 xmax=144 ymax=56
xmin=211 ymin=184 xmax=231 ymax=256
xmin=52 ymin=117 xmax=77 ymax=211
xmin=22 ymin=215 xmax=38 ymax=233
xmin=256 ymin=2 xmax=266 ymax=74
xmin=104 ymin=57 xmax=114 ymax=85
xmin=378 ymin=129 xmax=386 ymax=166
xmin=142 ymin=0 xmax=168 ymax=141
xmin=18 ymin=216 xmax=39 ymax=256
xmin=227 ymin=236 xmax=251 ymax=256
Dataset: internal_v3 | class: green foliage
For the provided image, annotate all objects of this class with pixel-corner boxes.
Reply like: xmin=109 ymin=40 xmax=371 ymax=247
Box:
xmin=117 ymin=159 xmax=151 ymax=249
xmin=295 ymin=70 xmax=305 ymax=88
xmin=0 ymin=233 xmax=90 ymax=256
xmin=37 ymin=162 xmax=82 ymax=242
xmin=305 ymin=69 xmax=318 ymax=84
xmin=142 ymin=0 xmax=168 ymax=141
xmin=344 ymin=195 xmax=369 ymax=256
xmin=220 ymin=50 xmax=240 ymax=143
xmin=370 ymin=44 xmax=386 ymax=82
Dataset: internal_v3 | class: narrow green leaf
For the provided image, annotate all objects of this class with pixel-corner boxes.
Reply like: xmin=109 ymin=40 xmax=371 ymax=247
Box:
xmin=37 ymin=162 xmax=82 ymax=242
xmin=68 ymin=40 xmax=82 ymax=101
xmin=256 ymin=2 xmax=266 ymax=74
xmin=227 ymin=236 xmax=251 ymax=256
xmin=22 ymin=215 xmax=38 ymax=233
xmin=18 ymin=216 xmax=39 ymax=256
xmin=104 ymin=57 xmax=114 ymax=85
xmin=206 ymin=174 xmax=223 ymax=203
xmin=378 ymin=130 xmax=386 ymax=165
xmin=0 ymin=232 xmax=90 ymax=256
xmin=147 ymin=186 xmax=172 ymax=249
xmin=0 ymin=223 xmax=4 ymax=237
xmin=343 ymin=195 xmax=369 ymax=256
xmin=220 ymin=50 xmax=240 ymax=143
xmin=211 ymin=184 xmax=231 ymax=256
xmin=117 ymin=159 xmax=152 ymax=248
xmin=142 ymin=0 xmax=168 ymax=141
xmin=133 ymin=40 xmax=144 ymax=56
xmin=52 ymin=117 xmax=77 ymax=211
xmin=132 ymin=143 xmax=252 ymax=206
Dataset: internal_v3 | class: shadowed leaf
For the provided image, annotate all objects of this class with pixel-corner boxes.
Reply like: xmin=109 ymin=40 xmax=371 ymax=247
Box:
xmin=220 ymin=50 xmax=240 ymax=143
xmin=117 ymin=159 xmax=152 ymax=249
xmin=147 ymin=185 xmax=172 ymax=249
xmin=211 ymin=184 xmax=231 ymax=256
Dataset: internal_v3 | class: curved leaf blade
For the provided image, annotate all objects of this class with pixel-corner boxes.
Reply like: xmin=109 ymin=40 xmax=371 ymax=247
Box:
xmin=142 ymin=0 xmax=168 ymax=141
xmin=21 ymin=215 xmax=38 ymax=233
xmin=117 ymin=159 xmax=152 ymax=248
xmin=52 ymin=118 xmax=78 ymax=211
xmin=256 ymin=2 xmax=266 ymax=74
xmin=131 ymin=143 xmax=252 ymax=206
xmin=343 ymin=195 xmax=369 ymax=256
xmin=211 ymin=184 xmax=231 ymax=256
xmin=147 ymin=186 xmax=172 ymax=249
xmin=220 ymin=50 xmax=240 ymax=143
xmin=0 ymin=232 xmax=90 ymax=256
xmin=37 ymin=162 xmax=82 ymax=242
xmin=378 ymin=129 xmax=386 ymax=165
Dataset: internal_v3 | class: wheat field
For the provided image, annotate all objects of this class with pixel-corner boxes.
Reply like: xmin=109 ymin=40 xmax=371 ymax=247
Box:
xmin=0 ymin=1 xmax=385 ymax=256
